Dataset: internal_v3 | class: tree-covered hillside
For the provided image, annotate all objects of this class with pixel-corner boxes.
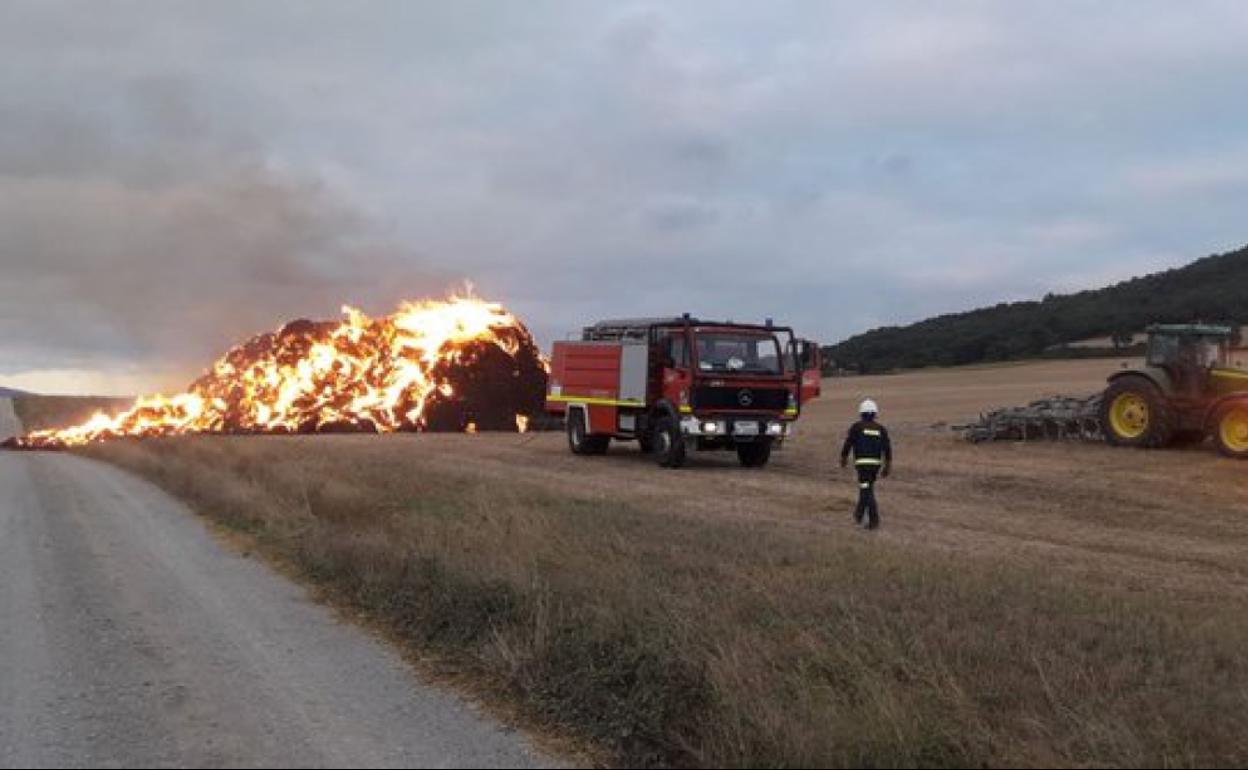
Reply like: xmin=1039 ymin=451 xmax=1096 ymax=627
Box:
xmin=825 ymin=244 xmax=1248 ymax=373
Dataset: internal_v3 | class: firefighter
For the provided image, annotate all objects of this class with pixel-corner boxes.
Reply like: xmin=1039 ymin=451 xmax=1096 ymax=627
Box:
xmin=839 ymin=398 xmax=891 ymax=529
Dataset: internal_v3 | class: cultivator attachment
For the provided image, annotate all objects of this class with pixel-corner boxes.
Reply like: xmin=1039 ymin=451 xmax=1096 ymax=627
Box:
xmin=954 ymin=394 xmax=1103 ymax=443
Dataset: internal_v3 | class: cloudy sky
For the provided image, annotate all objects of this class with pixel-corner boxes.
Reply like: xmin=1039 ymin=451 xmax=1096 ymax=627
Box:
xmin=2 ymin=1 xmax=1247 ymax=394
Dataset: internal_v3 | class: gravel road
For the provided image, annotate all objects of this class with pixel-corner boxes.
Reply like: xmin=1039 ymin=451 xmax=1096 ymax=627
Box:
xmin=0 ymin=398 xmax=556 ymax=769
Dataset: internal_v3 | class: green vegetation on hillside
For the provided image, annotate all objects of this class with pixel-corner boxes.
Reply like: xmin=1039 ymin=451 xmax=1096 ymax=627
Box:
xmin=827 ymin=244 xmax=1248 ymax=373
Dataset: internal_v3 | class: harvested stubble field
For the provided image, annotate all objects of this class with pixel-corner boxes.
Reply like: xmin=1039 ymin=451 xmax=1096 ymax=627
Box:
xmin=72 ymin=358 xmax=1248 ymax=768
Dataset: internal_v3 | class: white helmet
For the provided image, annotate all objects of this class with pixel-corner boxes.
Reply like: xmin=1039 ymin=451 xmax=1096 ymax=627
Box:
xmin=858 ymin=398 xmax=879 ymax=416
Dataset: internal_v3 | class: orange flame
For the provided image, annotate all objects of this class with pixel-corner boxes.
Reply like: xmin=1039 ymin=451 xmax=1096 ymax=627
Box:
xmin=12 ymin=293 xmax=547 ymax=449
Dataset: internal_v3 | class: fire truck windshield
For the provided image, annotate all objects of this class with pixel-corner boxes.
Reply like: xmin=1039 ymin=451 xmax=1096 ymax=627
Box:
xmin=694 ymin=332 xmax=783 ymax=374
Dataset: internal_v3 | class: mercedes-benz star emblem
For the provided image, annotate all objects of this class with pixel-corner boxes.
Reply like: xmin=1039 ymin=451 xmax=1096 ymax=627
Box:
xmin=737 ymin=389 xmax=754 ymax=407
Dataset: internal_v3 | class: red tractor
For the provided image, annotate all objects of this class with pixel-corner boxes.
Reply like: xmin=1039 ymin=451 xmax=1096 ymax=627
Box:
xmin=544 ymin=315 xmax=822 ymax=468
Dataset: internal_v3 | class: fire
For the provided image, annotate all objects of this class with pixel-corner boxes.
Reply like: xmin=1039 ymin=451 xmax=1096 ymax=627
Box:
xmin=9 ymin=294 xmax=548 ymax=449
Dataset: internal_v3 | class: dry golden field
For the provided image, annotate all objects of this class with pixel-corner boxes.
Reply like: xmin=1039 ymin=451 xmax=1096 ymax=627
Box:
xmin=306 ymin=356 xmax=1248 ymax=600
xmin=50 ymin=358 xmax=1248 ymax=767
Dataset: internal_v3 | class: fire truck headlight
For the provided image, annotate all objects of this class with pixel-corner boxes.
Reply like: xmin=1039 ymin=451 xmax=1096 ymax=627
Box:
xmin=702 ymin=420 xmax=722 ymax=434
xmin=767 ymin=422 xmax=785 ymax=435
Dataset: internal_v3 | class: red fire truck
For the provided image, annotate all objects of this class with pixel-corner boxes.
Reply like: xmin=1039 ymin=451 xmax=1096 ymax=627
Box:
xmin=544 ymin=315 xmax=822 ymax=468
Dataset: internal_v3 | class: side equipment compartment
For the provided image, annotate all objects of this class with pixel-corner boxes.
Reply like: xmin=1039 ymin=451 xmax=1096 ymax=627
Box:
xmin=545 ymin=340 xmax=649 ymax=453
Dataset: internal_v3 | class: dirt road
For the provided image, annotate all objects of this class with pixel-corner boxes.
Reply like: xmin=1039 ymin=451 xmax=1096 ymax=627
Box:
xmin=0 ymin=398 xmax=553 ymax=769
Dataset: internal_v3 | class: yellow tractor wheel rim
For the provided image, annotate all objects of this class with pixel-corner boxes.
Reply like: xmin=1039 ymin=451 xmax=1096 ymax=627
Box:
xmin=1219 ymin=408 xmax=1248 ymax=453
xmin=1109 ymin=392 xmax=1150 ymax=439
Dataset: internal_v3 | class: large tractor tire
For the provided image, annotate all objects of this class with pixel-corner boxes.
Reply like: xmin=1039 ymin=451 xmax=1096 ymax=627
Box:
xmin=1213 ymin=402 xmax=1248 ymax=459
xmin=1101 ymin=376 xmax=1175 ymax=449
xmin=651 ymin=415 xmax=687 ymax=468
xmin=1170 ymin=429 xmax=1208 ymax=448
xmin=736 ymin=439 xmax=773 ymax=468
xmin=567 ymin=409 xmax=609 ymax=455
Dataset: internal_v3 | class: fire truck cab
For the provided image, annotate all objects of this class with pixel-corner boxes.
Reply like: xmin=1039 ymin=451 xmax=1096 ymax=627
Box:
xmin=545 ymin=315 xmax=822 ymax=468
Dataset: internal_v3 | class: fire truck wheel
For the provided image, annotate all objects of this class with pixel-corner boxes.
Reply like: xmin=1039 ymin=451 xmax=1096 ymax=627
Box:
xmin=736 ymin=439 xmax=772 ymax=468
xmin=586 ymin=435 xmax=610 ymax=454
xmin=652 ymin=415 xmax=686 ymax=468
xmin=567 ymin=410 xmax=609 ymax=455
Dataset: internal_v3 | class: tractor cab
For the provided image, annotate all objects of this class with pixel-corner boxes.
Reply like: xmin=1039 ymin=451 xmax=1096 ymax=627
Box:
xmin=1144 ymin=324 xmax=1233 ymax=398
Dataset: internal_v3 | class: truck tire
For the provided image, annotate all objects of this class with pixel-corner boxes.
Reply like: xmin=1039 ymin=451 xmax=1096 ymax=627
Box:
xmin=652 ymin=415 xmax=686 ymax=468
xmin=1213 ymin=402 xmax=1248 ymax=459
xmin=1101 ymin=376 xmax=1175 ymax=449
xmin=567 ymin=410 xmax=609 ymax=455
xmin=736 ymin=439 xmax=772 ymax=468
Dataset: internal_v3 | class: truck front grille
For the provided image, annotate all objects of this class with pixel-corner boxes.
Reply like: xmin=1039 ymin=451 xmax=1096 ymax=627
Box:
xmin=692 ymin=386 xmax=789 ymax=411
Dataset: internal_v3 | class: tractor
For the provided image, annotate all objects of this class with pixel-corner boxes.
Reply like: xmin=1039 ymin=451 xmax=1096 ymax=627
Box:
xmin=1101 ymin=324 xmax=1248 ymax=457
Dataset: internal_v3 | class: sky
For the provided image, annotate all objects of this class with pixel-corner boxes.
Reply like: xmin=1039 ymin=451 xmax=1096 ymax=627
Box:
xmin=2 ymin=1 xmax=1248 ymax=394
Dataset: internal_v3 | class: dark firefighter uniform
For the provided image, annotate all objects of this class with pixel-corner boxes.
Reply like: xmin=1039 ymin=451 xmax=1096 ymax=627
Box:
xmin=840 ymin=418 xmax=892 ymax=529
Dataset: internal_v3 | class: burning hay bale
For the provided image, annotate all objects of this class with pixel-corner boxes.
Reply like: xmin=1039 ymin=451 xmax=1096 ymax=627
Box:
xmin=953 ymin=394 xmax=1103 ymax=443
xmin=5 ymin=294 xmax=548 ymax=450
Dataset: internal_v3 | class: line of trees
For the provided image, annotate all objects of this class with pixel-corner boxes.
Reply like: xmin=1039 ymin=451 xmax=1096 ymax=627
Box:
xmin=824 ymin=244 xmax=1248 ymax=374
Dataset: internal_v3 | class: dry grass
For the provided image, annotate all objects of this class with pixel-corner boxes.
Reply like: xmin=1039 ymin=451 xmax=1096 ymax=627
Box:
xmin=12 ymin=394 xmax=131 ymax=432
xmin=79 ymin=357 xmax=1248 ymax=770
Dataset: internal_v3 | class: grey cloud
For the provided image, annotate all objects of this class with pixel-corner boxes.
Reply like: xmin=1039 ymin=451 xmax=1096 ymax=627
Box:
xmin=4 ymin=1 xmax=1248 ymax=392
xmin=0 ymin=73 xmax=447 ymax=382
xmin=870 ymin=153 xmax=915 ymax=179
xmin=641 ymin=196 xmax=720 ymax=231
xmin=0 ymin=164 xmax=443 ymax=374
